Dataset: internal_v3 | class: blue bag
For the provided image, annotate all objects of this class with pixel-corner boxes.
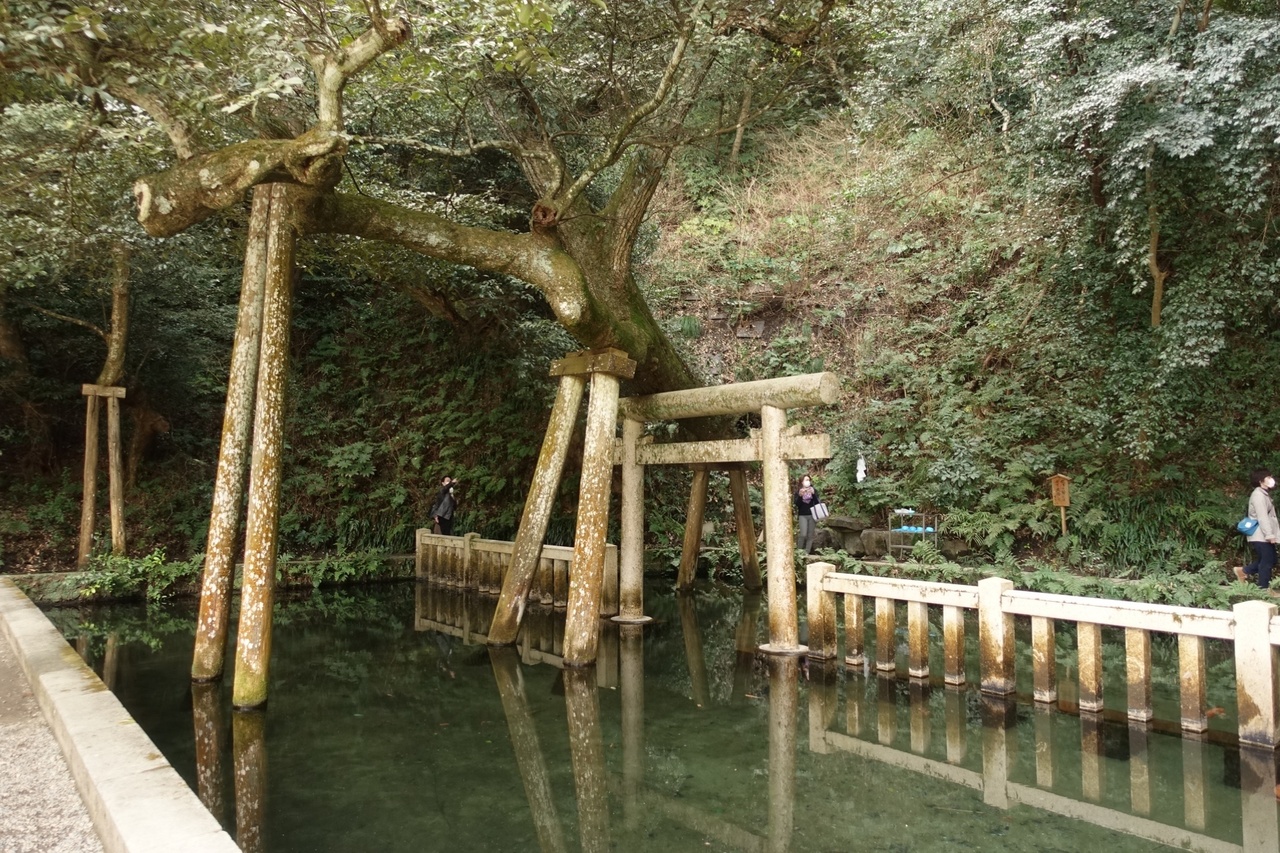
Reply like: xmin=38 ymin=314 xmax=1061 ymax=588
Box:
xmin=1237 ymin=516 xmax=1259 ymax=536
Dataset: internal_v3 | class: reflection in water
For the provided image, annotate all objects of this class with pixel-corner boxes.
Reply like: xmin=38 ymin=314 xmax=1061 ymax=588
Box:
xmin=55 ymin=582 xmax=1280 ymax=853
xmin=766 ymin=656 xmax=798 ymax=853
xmin=192 ymin=681 xmax=227 ymax=823
xmin=232 ymin=709 xmax=267 ymax=853
xmin=489 ymin=647 xmax=568 ymax=853
xmin=564 ymin=668 xmax=610 ymax=853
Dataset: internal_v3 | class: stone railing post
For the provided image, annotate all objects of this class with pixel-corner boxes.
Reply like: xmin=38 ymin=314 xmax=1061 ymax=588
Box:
xmin=978 ymin=577 xmax=1015 ymax=696
xmin=1233 ymin=600 xmax=1279 ymax=748
xmin=805 ymin=562 xmax=837 ymax=660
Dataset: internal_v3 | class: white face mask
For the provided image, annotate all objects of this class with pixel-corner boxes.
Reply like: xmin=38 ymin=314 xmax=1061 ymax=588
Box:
xmin=1267 ymin=477 xmax=1276 ymax=490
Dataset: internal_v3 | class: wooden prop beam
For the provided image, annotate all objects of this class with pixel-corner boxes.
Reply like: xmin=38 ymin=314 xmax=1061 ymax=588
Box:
xmin=676 ymin=468 xmax=710 ymax=590
xmin=193 ymin=186 xmax=271 ymax=682
xmin=77 ymin=384 xmax=127 ymax=567
xmin=488 ymin=374 xmax=588 ymax=645
xmin=550 ymin=347 xmax=637 ymax=380
xmin=106 ymin=396 xmax=126 ymax=555
xmin=563 ymin=370 xmax=622 ymax=667
xmin=617 ymin=372 xmax=838 ymax=421
xmin=232 ymin=186 xmax=295 ymax=710
xmin=727 ymin=467 xmax=762 ymax=590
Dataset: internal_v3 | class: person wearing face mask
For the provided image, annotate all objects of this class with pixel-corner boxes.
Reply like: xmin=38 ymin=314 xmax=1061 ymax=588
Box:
xmin=1234 ymin=468 xmax=1279 ymax=590
xmin=793 ymin=475 xmax=822 ymax=554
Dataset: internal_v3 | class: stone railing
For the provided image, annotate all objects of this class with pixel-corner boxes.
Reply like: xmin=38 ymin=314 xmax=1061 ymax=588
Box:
xmin=805 ymin=564 xmax=1280 ymax=748
xmin=416 ymin=530 xmax=619 ymax=617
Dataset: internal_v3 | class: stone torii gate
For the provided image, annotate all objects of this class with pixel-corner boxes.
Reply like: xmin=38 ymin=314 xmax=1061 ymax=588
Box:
xmin=489 ymin=350 xmax=837 ymax=665
xmin=613 ymin=372 xmax=838 ymax=654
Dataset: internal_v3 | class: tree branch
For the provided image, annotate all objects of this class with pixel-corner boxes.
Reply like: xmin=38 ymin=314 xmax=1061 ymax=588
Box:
xmin=21 ymin=303 xmax=106 ymax=342
xmin=105 ymin=80 xmax=198 ymax=161
xmin=556 ymin=1 xmax=704 ymax=213
xmin=310 ymin=16 xmax=411 ymax=131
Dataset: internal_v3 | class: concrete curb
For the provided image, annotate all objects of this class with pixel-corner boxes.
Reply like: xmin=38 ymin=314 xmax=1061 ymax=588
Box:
xmin=0 ymin=577 xmax=240 ymax=853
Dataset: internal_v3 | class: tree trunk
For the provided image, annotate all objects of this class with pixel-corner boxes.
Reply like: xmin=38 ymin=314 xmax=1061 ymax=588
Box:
xmin=96 ymin=242 xmax=130 ymax=387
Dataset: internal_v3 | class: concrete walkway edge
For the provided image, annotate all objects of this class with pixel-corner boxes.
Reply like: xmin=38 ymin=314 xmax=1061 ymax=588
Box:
xmin=0 ymin=578 xmax=240 ymax=853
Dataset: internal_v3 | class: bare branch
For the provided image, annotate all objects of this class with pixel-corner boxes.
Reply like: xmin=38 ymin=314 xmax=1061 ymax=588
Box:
xmin=311 ymin=17 xmax=412 ymax=130
xmin=346 ymin=135 xmax=516 ymax=158
xmin=105 ymin=81 xmax=198 ymax=161
xmin=557 ymin=0 xmax=706 ymax=212
xmin=21 ymin=303 xmax=107 ymax=342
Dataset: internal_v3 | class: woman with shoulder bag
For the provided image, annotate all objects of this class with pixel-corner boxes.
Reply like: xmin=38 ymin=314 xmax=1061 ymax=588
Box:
xmin=1235 ymin=468 xmax=1279 ymax=590
xmin=793 ymin=475 xmax=822 ymax=554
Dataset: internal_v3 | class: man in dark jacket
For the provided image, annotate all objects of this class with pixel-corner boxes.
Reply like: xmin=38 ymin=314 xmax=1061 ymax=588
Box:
xmin=431 ymin=476 xmax=458 ymax=535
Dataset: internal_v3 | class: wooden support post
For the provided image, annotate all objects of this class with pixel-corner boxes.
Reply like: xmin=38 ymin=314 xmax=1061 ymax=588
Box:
xmin=978 ymin=577 xmax=1015 ymax=695
xmin=106 ymin=396 xmax=125 ymax=555
xmin=77 ymin=394 xmax=101 ymax=567
xmin=805 ymin=562 xmax=837 ymax=660
xmin=676 ymin=466 xmax=710 ymax=590
xmin=563 ymin=369 xmax=623 ymax=667
xmin=1233 ymin=600 xmax=1280 ymax=748
xmin=192 ymin=187 xmax=271 ymax=681
xmin=564 ymin=668 xmax=611 ymax=853
xmin=1178 ymin=634 xmax=1208 ymax=733
xmin=1031 ymin=616 xmax=1057 ymax=703
xmin=614 ymin=416 xmax=651 ymax=623
xmin=1125 ymin=627 xmax=1153 ymax=722
xmin=733 ymin=592 xmax=762 ymax=699
xmin=759 ymin=404 xmax=804 ymax=654
xmin=490 ymin=648 xmax=569 ymax=853
xmin=232 ymin=187 xmax=294 ymax=710
xmin=489 ymin=374 xmax=587 ymax=644
xmin=1077 ymin=622 xmax=1104 ymax=713
xmin=727 ymin=467 xmax=762 ymax=590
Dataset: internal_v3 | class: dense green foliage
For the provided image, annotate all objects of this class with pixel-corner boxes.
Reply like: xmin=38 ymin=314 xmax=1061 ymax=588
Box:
xmin=3 ymin=0 xmax=1280 ymax=594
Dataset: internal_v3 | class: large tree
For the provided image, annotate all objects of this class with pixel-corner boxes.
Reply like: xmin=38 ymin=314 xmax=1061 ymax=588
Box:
xmin=3 ymin=0 xmax=850 ymax=398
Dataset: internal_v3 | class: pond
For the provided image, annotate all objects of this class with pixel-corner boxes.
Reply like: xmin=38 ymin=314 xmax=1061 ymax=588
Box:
xmin=46 ymin=581 xmax=1279 ymax=852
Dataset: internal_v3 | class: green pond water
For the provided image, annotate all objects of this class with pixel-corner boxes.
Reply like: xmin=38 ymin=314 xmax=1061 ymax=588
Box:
xmin=46 ymin=581 xmax=1280 ymax=853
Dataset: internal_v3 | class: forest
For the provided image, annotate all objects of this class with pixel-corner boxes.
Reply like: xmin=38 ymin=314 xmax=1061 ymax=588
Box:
xmin=2 ymin=0 xmax=1279 ymax=606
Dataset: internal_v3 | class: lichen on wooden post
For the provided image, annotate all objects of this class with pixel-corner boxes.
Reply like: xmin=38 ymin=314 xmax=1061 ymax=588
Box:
xmin=192 ymin=186 xmax=271 ymax=682
xmin=232 ymin=184 xmax=295 ymax=710
xmin=232 ymin=709 xmax=268 ymax=853
xmin=727 ymin=467 xmax=761 ymax=590
xmin=907 ymin=600 xmax=929 ymax=678
xmin=489 ymin=373 xmax=587 ymax=644
xmin=77 ymin=394 xmax=100 ymax=568
xmin=564 ymin=668 xmax=610 ymax=852
xmin=759 ymin=404 xmax=803 ymax=654
xmin=1031 ymin=616 xmax=1056 ymax=703
xmin=105 ymin=395 xmax=126 ymax=556
xmin=1178 ymin=634 xmax=1208 ymax=733
xmin=1125 ymin=627 xmax=1153 ymax=722
xmin=563 ymin=368 xmax=623 ymax=667
xmin=766 ymin=656 xmax=799 ymax=853
xmin=614 ymin=416 xmax=650 ymax=623
xmin=676 ymin=466 xmax=709 ymax=590
xmin=875 ymin=597 xmax=895 ymax=672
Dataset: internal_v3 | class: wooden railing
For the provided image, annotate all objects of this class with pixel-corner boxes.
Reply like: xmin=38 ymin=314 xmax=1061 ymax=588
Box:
xmin=416 ymin=530 xmax=619 ymax=617
xmin=806 ymin=564 xmax=1280 ymax=748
